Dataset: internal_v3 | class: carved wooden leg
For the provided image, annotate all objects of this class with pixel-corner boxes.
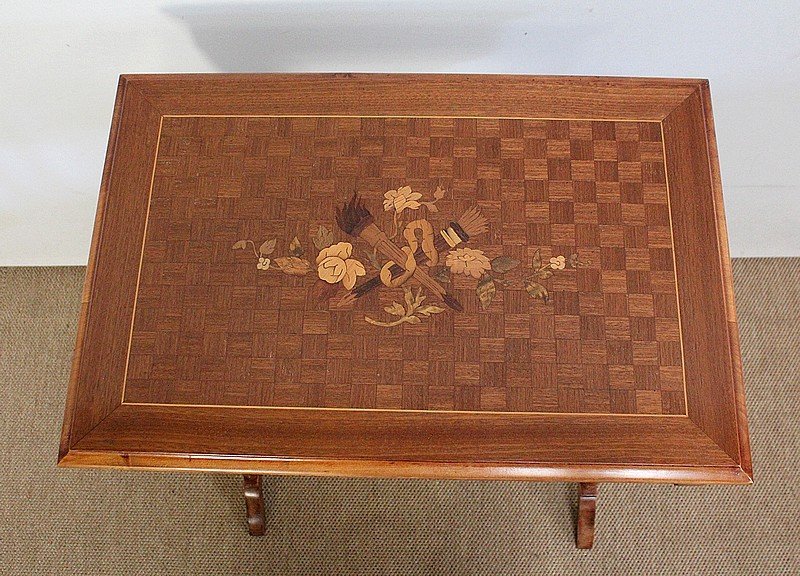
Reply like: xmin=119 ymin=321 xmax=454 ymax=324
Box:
xmin=576 ymin=482 xmax=598 ymax=549
xmin=243 ymin=475 xmax=266 ymax=536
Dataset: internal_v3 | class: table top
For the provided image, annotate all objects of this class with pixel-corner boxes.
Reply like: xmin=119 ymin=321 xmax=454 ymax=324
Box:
xmin=59 ymin=74 xmax=751 ymax=484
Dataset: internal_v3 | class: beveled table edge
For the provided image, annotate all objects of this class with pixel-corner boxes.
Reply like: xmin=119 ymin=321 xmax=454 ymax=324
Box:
xmin=58 ymin=448 xmax=752 ymax=485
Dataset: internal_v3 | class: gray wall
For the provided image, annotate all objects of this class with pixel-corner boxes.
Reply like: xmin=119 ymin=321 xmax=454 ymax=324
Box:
xmin=2 ymin=1 xmax=798 ymax=264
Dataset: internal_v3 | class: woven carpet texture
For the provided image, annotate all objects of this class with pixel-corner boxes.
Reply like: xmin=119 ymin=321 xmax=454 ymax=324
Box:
xmin=0 ymin=259 xmax=798 ymax=575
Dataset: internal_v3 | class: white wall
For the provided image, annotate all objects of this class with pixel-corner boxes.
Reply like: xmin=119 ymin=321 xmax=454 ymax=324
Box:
xmin=2 ymin=0 xmax=799 ymax=265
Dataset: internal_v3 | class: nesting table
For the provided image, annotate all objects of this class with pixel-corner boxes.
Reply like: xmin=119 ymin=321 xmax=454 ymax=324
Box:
xmin=59 ymin=74 xmax=751 ymax=548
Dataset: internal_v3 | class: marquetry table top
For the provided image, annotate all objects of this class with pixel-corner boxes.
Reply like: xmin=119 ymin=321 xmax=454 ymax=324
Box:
xmin=59 ymin=74 xmax=751 ymax=484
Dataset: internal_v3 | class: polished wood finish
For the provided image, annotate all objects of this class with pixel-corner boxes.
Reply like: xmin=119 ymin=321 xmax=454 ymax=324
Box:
xmin=576 ymin=482 xmax=598 ymax=549
xmin=123 ymin=114 xmax=681 ymax=415
xmin=243 ymin=475 xmax=266 ymax=536
xmin=698 ymin=82 xmax=752 ymax=480
xmin=59 ymin=74 xmax=751 ymax=485
xmin=64 ymin=404 xmax=741 ymax=479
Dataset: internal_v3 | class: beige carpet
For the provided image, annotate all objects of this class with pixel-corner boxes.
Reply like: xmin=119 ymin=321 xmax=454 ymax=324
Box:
xmin=0 ymin=259 xmax=798 ymax=575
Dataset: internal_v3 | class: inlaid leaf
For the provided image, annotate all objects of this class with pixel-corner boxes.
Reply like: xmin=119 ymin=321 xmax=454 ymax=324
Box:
xmin=569 ymin=253 xmax=579 ymax=268
xmin=232 ymin=240 xmax=248 ymax=250
xmin=313 ymin=280 xmax=341 ymax=303
xmin=274 ymin=256 xmax=312 ymax=276
xmin=365 ymin=249 xmax=381 ymax=270
xmin=288 ymin=236 xmax=303 ymax=257
xmin=313 ymin=226 xmax=335 ymax=251
xmin=491 ymin=256 xmax=520 ymax=274
xmin=403 ymin=286 xmax=416 ymax=313
xmin=384 ymin=302 xmax=406 ymax=317
xmin=531 ymin=249 xmax=541 ymax=269
xmin=533 ymin=268 xmax=553 ymax=280
xmin=423 ymin=201 xmax=439 ymax=213
xmin=259 ymin=238 xmax=276 ymax=256
xmin=525 ymin=280 xmax=549 ymax=303
xmin=568 ymin=253 xmax=591 ymax=268
xmin=413 ymin=287 xmax=426 ymax=308
xmin=434 ymin=185 xmax=445 ymax=200
xmin=431 ymin=266 xmax=450 ymax=284
xmin=476 ymin=274 xmax=496 ymax=310
xmin=416 ymin=304 xmax=445 ymax=317
xmin=405 ymin=315 xmax=422 ymax=324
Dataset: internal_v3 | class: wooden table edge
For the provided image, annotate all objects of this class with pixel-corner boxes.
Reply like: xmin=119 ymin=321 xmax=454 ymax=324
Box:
xmin=58 ymin=75 xmax=129 ymax=463
xmin=697 ymin=81 xmax=753 ymax=481
xmin=58 ymin=448 xmax=752 ymax=485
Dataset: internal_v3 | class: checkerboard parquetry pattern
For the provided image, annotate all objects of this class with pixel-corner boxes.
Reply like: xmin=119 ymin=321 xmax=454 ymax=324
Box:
xmin=124 ymin=115 xmax=686 ymax=415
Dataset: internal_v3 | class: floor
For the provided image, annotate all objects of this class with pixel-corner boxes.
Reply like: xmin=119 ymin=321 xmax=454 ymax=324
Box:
xmin=0 ymin=259 xmax=798 ymax=575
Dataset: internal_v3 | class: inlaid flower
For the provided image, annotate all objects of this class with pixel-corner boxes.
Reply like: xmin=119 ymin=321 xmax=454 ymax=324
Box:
xmin=549 ymin=255 xmax=566 ymax=270
xmin=446 ymin=248 xmax=492 ymax=279
xmin=257 ymin=257 xmax=271 ymax=270
xmin=383 ymin=186 xmax=422 ymax=214
xmin=316 ymin=241 xmax=366 ymax=289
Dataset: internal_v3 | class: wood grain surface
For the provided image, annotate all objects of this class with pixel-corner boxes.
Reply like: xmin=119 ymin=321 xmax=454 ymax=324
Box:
xmin=58 ymin=74 xmax=751 ymax=483
xmin=120 ymin=114 xmax=684 ymax=416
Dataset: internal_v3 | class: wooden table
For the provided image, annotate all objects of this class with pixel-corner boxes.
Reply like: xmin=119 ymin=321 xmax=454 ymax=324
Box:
xmin=59 ymin=74 xmax=752 ymax=548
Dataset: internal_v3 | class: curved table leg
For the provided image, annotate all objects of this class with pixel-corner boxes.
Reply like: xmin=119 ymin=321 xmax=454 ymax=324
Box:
xmin=243 ymin=475 xmax=266 ymax=536
xmin=576 ymin=482 xmax=598 ymax=549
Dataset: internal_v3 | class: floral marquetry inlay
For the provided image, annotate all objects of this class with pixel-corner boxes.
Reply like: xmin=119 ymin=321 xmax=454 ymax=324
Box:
xmin=232 ymin=185 xmax=587 ymax=326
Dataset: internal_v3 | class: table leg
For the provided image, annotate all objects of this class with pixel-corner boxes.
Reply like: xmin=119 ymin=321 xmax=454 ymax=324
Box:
xmin=243 ymin=474 xmax=266 ymax=536
xmin=576 ymin=482 xmax=598 ymax=549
